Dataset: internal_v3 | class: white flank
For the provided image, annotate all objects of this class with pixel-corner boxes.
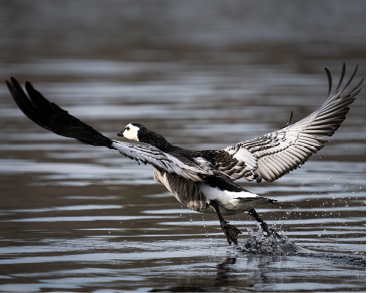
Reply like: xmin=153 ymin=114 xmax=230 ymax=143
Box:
xmin=198 ymin=184 xmax=259 ymax=212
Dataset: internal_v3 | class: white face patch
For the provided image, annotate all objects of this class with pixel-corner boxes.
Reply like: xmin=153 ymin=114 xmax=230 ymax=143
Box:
xmin=122 ymin=123 xmax=140 ymax=141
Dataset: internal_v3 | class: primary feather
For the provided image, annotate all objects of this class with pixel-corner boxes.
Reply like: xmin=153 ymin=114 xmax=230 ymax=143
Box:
xmin=205 ymin=64 xmax=363 ymax=182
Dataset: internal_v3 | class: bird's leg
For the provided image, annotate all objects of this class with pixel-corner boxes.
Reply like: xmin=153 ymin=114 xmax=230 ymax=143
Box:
xmin=249 ymin=209 xmax=280 ymax=239
xmin=211 ymin=200 xmax=242 ymax=245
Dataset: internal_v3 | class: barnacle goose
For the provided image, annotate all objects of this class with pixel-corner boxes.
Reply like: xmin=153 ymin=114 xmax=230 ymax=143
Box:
xmin=6 ymin=64 xmax=363 ymax=245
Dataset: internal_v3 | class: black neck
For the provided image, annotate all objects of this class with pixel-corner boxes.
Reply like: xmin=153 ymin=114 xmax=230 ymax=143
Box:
xmin=138 ymin=129 xmax=174 ymax=152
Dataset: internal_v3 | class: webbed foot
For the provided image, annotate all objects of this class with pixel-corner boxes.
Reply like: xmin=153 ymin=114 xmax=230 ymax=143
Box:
xmin=249 ymin=209 xmax=281 ymax=239
xmin=211 ymin=199 xmax=243 ymax=245
xmin=221 ymin=221 xmax=242 ymax=245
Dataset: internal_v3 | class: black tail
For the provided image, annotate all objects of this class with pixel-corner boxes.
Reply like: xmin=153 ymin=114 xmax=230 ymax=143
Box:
xmin=6 ymin=77 xmax=114 ymax=148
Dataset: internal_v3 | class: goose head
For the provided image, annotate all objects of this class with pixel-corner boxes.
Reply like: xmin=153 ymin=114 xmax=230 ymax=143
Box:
xmin=117 ymin=123 xmax=172 ymax=151
xmin=117 ymin=123 xmax=142 ymax=141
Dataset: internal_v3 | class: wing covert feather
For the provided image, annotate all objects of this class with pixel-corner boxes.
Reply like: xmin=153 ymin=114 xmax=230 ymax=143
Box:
xmin=211 ymin=64 xmax=363 ymax=182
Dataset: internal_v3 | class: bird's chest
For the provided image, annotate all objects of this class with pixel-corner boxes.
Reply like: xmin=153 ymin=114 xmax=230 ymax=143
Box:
xmin=153 ymin=168 xmax=210 ymax=213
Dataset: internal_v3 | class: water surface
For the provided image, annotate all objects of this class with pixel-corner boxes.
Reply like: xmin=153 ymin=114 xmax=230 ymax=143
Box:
xmin=0 ymin=1 xmax=366 ymax=292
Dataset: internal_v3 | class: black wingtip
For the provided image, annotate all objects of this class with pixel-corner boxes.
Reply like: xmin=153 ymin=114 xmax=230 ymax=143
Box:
xmin=5 ymin=79 xmax=12 ymax=90
xmin=288 ymin=111 xmax=293 ymax=124
xmin=10 ymin=77 xmax=20 ymax=86
xmin=7 ymin=77 xmax=114 ymax=148
xmin=331 ymin=63 xmax=346 ymax=95
xmin=324 ymin=67 xmax=333 ymax=97
xmin=6 ymin=77 xmax=16 ymax=89
xmin=25 ymin=80 xmax=34 ymax=90
xmin=279 ymin=111 xmax=294 ymax=130
xmin=341 ymin=63 xmax=360 ymax=94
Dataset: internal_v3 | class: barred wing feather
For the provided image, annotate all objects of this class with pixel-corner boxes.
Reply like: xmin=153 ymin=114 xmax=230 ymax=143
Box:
xmin=214 ymin=64 xmax=364 ymax=182
xmin=112 ymin=141 xmax=210 ymax=182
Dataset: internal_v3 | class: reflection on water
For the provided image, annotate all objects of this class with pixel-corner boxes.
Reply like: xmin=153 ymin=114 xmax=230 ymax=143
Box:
xmin=0 ymin=0 xmax=365 ymax=292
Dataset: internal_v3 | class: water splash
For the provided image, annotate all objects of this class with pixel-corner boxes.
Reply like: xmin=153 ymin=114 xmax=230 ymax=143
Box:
xmin=238 ymin=224 xmax=365 ymax=268
xmin=240 ymin=224 xmax=304 ymax=255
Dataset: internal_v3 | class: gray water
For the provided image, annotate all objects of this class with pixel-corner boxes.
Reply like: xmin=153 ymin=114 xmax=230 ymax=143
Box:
xmin=0 ymin=1 xmax=366 ymax=292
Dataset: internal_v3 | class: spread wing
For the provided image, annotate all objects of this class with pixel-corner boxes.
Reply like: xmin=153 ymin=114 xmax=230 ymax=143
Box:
xmin=111 ymin=140 xmax=211 ymax=181
xmin=6 ymin=77 xmax=210 ymax=182
xmin=211 ymin=64 xmax=364 ymax=182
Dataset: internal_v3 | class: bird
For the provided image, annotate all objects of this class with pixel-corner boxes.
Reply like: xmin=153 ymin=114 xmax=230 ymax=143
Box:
xmin=6 ymin=64 xmax=363 ymax=245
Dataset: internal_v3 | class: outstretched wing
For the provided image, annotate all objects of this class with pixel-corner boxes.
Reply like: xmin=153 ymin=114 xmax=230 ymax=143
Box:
xmin=210 ymin=64 xmax=364 ymax=182
xmin=7 ymin=77 xmax=114 ymax=148
xmin=6 ymin=77 xmax=209 ymax=182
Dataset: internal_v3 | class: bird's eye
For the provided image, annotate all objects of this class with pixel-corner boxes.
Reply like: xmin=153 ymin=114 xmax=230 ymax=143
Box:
xmin=125 ymin=126 xmax=130 ymax=131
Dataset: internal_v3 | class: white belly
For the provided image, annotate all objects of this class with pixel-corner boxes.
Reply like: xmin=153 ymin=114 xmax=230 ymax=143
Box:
xmin=198 ymin=183 xmax=264 ymax=213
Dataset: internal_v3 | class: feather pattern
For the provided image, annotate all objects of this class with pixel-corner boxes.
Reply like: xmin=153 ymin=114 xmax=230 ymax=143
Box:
xmin=208 ymin=64 xmax=364 ymax=182
xmin=6 ymin=77 xmax=212 ymax=182
xmin=153 ymin=169 xmax=209 ymax=212
xmin=112 ymin=141 xmax=211 ymax=182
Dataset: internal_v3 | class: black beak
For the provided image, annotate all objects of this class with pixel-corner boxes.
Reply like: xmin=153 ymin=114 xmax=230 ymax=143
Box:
xmin=117 ymin=131 xmax=123 ymax=137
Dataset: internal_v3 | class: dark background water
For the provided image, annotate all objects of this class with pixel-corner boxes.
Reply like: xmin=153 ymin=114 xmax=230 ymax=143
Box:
xmin=0 ymin=1 xmax=366 ymax=292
